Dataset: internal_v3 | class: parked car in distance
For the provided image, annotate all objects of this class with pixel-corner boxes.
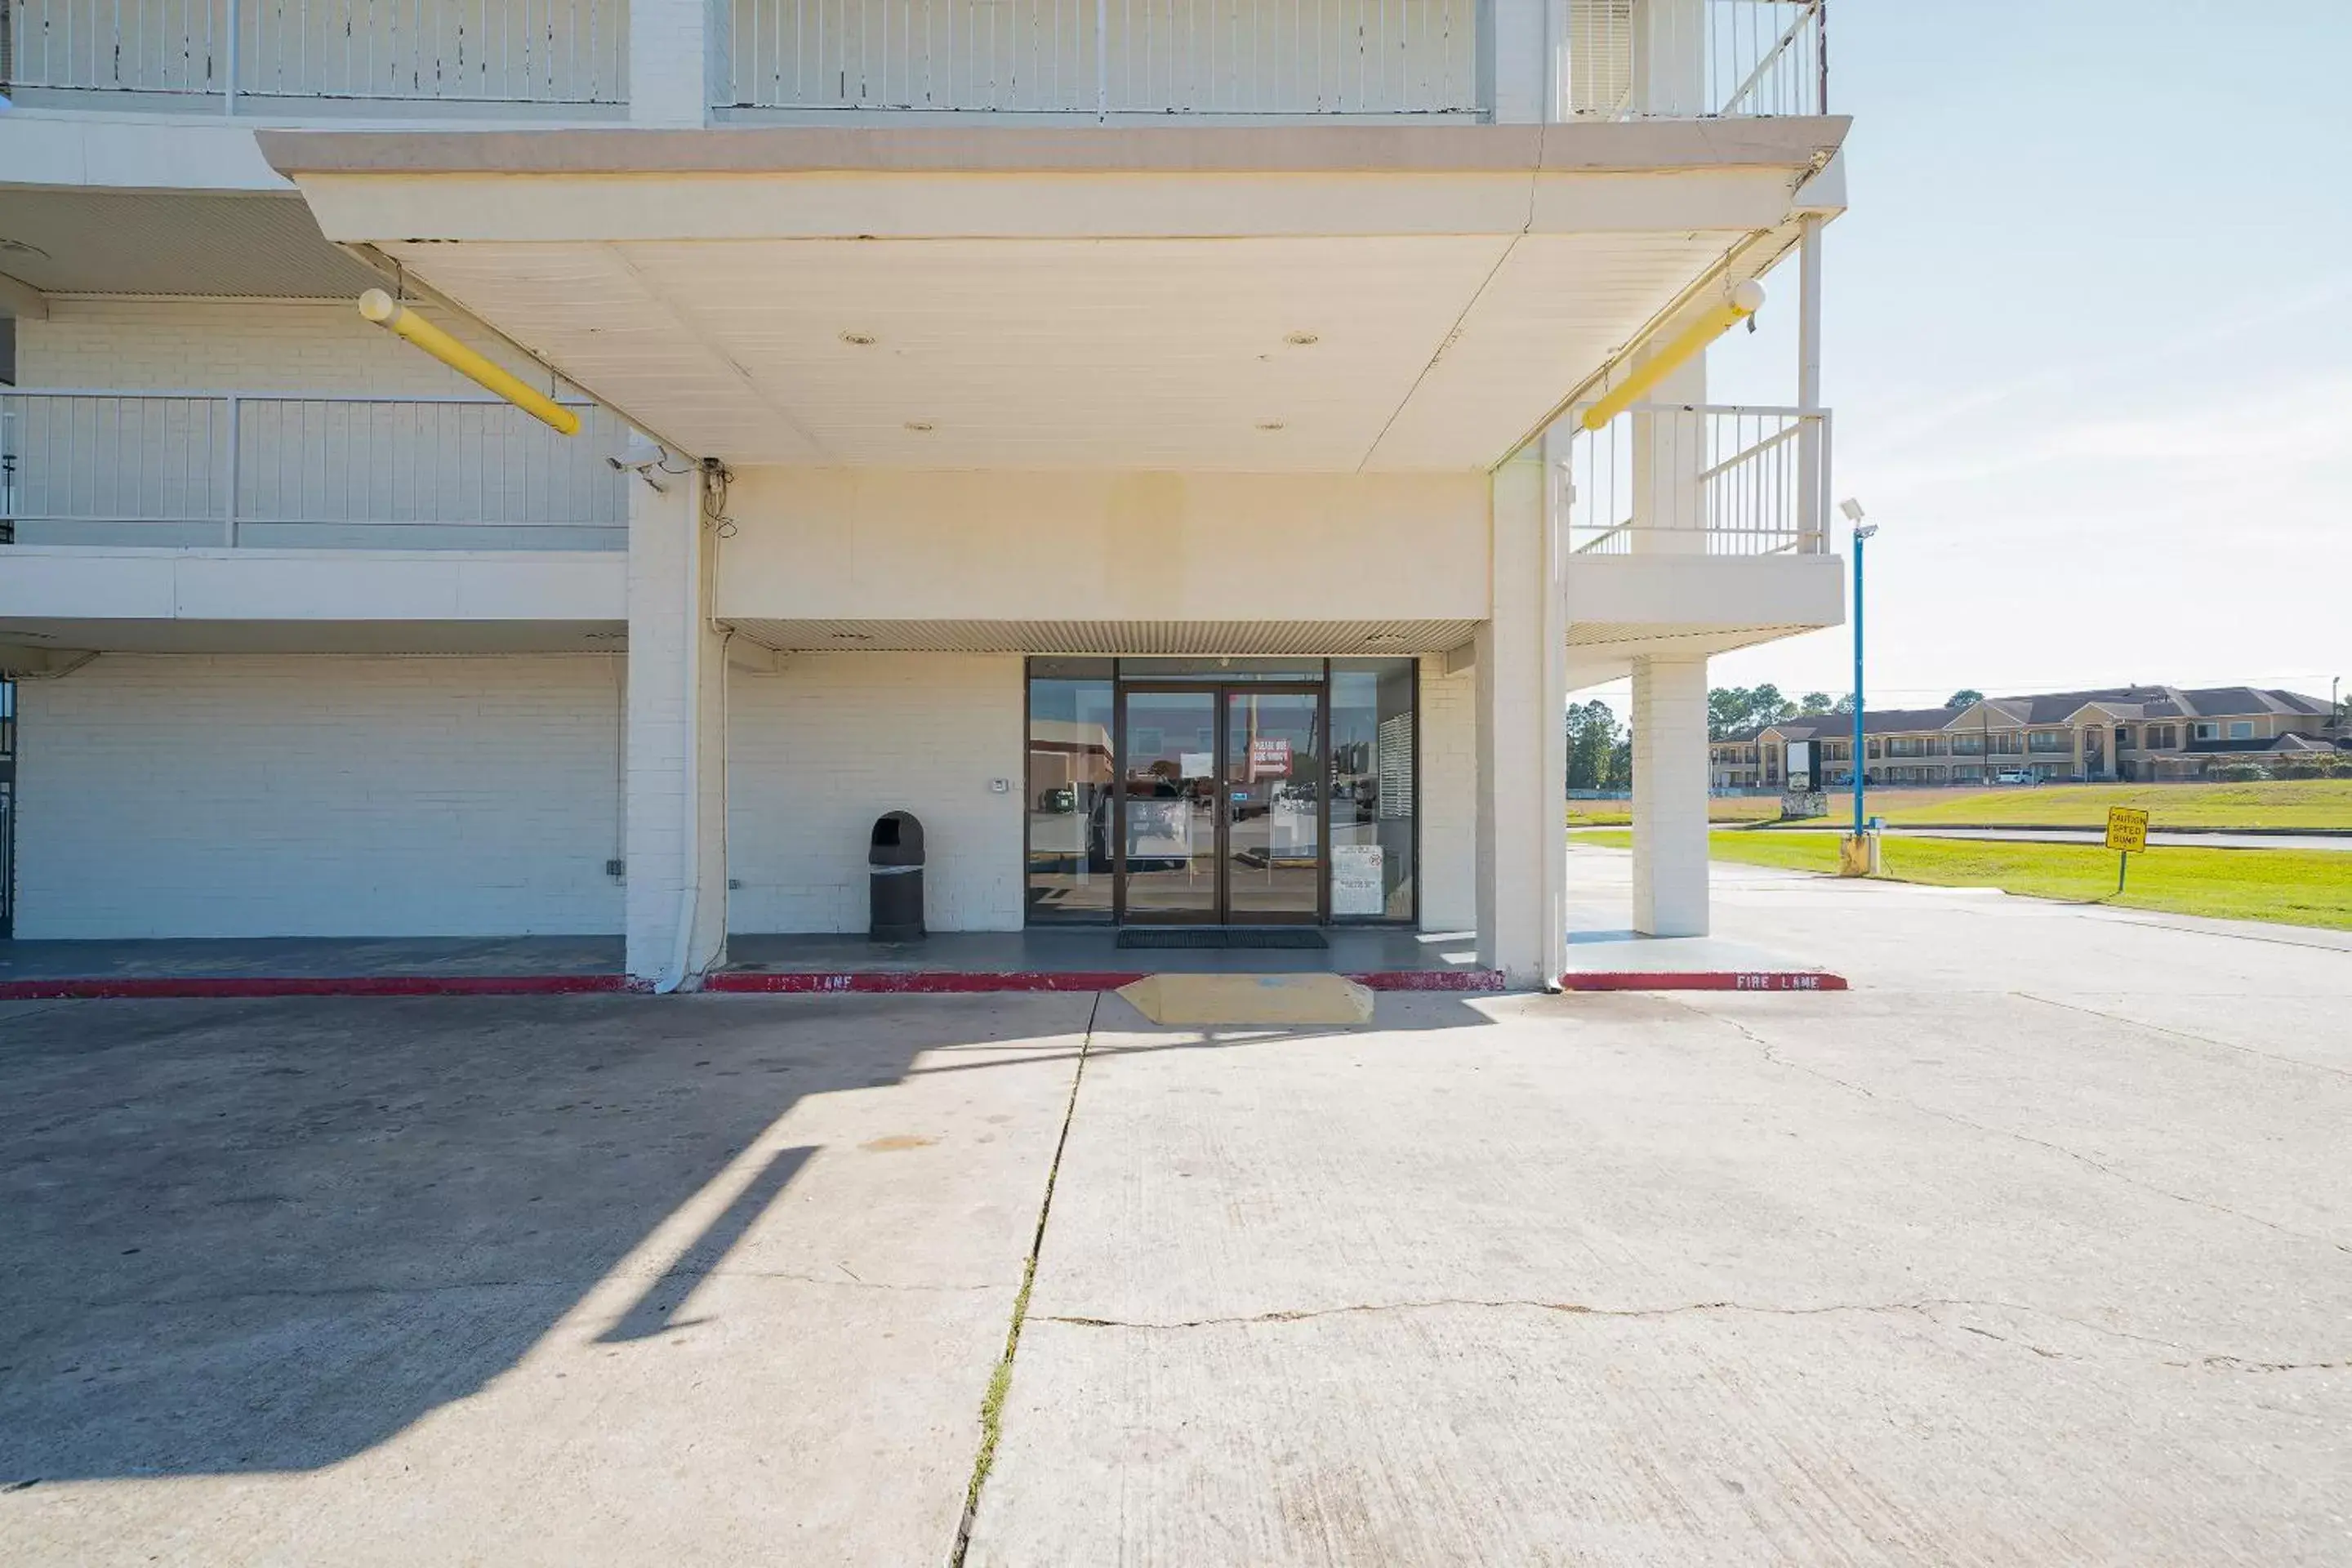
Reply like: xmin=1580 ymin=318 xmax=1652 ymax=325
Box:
xmin=1993 ymin=770 xmax=2035 ymax=785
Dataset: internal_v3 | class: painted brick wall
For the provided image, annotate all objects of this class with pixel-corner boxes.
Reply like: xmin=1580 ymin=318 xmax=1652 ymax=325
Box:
xmin=1418 ymin=656 xmax=1477 ymax=933
xmin=16 ymin=653 xmax=626 ymax=938
xmin=727 ymin=653 xmax=1025 ymax=933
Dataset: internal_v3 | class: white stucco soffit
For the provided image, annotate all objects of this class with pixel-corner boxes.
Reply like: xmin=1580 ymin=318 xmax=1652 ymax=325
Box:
xmin=259 ymin=122 xmax=1846 ymax=474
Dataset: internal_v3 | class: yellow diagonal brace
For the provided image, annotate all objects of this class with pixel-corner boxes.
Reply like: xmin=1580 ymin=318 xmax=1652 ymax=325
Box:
xmin=359 ymin=288 xmax=580 ymax=436
xmin=1580 ymin=280 xmax=1766 ymax=431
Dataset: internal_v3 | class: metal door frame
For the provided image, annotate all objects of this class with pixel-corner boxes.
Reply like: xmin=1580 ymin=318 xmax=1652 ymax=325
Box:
xmin=1111 ymin=677 xmax=1330 ymax=927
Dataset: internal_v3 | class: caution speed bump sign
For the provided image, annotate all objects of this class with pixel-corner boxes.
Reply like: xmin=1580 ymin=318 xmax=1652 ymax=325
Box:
xmin=2105 ymin=806 xmax=2150 ymax=893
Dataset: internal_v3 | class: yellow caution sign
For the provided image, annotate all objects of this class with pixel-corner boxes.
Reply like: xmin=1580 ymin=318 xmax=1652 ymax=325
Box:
xmin=2105 ymin=807 xmax=2150 ymax=853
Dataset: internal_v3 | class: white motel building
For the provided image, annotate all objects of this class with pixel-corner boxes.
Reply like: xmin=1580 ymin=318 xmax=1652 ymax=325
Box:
xmin=0 ymin=0 xmax=1847 ymax=988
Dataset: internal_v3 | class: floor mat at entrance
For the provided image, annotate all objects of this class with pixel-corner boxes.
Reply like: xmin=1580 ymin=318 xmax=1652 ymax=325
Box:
xmin=1116 ymin=929 xmax=1329 ymax=951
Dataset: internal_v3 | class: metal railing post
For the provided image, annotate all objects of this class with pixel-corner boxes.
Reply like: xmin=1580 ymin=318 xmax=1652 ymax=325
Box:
xmin=1094 ymin=0 xmax=1107 ymax=119
xmin=223 ymin=394 xmax=241 ymax=546
xmin=223 ymin=0 xmax=239 ymax=113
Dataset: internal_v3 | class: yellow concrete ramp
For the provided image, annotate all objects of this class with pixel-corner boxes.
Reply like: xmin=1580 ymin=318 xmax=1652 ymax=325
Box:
xmin=1116 ymin=973 xmax=1374 ymax=1027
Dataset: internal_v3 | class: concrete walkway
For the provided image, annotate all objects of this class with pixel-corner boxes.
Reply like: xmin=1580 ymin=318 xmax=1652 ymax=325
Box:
xmin=5 ymin=858 xmax=2349 ymax=1563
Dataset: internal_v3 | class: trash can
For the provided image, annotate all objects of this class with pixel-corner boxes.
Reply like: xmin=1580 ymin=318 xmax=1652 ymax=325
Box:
xmin=869 ymin=810 xmax=926 ymax=942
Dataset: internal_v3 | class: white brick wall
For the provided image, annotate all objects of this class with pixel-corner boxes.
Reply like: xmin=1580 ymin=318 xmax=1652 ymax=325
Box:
xmin=16 ymin=653 xmax=626 ymax=939
xmin=726 ymin=653 xmax=1024 ymax=933
xmin=1418 ymin=656 xmax=1477 ymax=933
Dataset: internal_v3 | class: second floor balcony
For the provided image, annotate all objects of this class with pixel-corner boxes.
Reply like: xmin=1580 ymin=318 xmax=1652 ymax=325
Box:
xmin=1558 ymin=403 xmax=1831 ymax=558
xmin=0 ymin=0 xmax=630 ymax=113
xmin=1 ymin=0 xmax=1823 ymax=119
xmin=1 ymin=390 xmax=629 ymax=550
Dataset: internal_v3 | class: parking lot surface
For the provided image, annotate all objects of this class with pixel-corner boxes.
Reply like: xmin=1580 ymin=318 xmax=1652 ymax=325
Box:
xmin=6 ymin=854 xmax=2349 ymax=1564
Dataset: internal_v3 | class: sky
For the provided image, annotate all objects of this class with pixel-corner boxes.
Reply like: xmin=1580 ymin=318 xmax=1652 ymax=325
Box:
xmin=1596 ymin=0 xmax=2352 ymax=717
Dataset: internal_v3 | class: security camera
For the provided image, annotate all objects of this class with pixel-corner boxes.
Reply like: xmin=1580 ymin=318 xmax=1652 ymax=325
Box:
xmin=607 ymin=437 xmax=670 ymax=492
xmin=607 ymin=437 xmax=667 ymax=474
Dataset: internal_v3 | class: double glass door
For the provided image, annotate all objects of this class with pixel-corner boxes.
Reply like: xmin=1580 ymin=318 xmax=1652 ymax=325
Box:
xmin=1118 ymin=684 xmax=1324 ymax=924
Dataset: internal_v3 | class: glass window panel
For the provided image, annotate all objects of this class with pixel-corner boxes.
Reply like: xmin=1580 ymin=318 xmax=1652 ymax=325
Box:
xmin=1327 ymin=657 xmax=1415 ymax=921
xmin=1026 ymin=669 xmax=1116 ymax=923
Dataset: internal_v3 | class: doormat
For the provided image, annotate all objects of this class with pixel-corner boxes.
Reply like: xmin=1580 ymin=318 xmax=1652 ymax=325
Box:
xmin=1116 ymin=929 xmax=1328 ymax=951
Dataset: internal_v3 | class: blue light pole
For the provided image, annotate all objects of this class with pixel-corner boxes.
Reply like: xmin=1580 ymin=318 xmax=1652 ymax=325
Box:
xmin=1840 ymin=499 xmax=1877 ymax=840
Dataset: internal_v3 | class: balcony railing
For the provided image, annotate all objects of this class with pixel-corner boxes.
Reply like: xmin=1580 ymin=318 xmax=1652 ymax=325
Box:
xmin=1557 ymin=403 xmax=1829 ymax=557
xmin=1561 ymin=0 xmax=1824 ymax=120
xmin=0 ymin=0 xmax=627 ymax=108
xmin=717 ymin=0 xmax=1482 ymax=115
xmin=0 ymin=392 xmax=629 ymax=550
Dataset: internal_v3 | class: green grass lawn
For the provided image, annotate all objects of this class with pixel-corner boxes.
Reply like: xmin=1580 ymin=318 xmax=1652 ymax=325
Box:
xmin=1567 ymin=779 xmax=2352 ymax=831
xmin=1874 ymin=778 xmax=2352 ymax=831
xmin=1577 ymin=828 xmax=2352 ymax=932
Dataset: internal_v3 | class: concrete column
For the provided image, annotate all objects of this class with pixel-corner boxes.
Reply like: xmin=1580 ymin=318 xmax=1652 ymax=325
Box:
xmin=626 ymin=465 xmax=729 ymax=987
xmin=1631 ymin=653 xmax=1709 ymax=937
xmin=1475 ymin=454 xmax=1568 ymax=987
xmin=630 ymin=0 xmax=714 ymax=125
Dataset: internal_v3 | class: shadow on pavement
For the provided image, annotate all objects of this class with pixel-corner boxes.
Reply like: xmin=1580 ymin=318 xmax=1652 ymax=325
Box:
xmin=0 ymin=993 xmax=1071 ymax=1481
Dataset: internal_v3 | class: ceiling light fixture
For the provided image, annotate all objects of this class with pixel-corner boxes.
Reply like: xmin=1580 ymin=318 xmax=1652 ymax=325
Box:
xmin=903 ymin=421 xmax=935 ymax=433
xmin=1284 ymin=331 xmax=1320 ymax=346
xmin=840 ymin=331 xmax=878 ymax=345
xmin=1255 ymin=420 xmax=1285 ymax=432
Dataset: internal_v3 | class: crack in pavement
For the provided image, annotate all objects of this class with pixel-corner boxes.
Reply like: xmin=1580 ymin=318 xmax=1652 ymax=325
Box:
xmin=1038 ymin=1296 xmax=2352 ymax=1374
xmin=2016 ymin=991 xmax=2352 ymax=1082
xmin=947 ymin=991 xmax=1100 ymax=1568
xmin=1669 ymin=996 xmax=2352 ymax=1258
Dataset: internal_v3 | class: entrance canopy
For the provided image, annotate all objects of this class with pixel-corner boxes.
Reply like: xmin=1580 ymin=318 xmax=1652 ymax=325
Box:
xmin=260 ymin=122 xmax=1846 ymax=473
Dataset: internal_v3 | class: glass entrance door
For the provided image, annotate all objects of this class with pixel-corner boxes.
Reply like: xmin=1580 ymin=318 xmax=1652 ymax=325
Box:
xmin=1118 ymin=688 xmax=1220 ymax=921
xmin=1116 ymin=684 xmax=1324 ymax=924
xmin=1220 ymin=688 xmax=1324 ymax=924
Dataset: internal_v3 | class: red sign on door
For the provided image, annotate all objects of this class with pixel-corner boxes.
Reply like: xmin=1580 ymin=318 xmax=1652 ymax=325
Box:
xmin=1249 ymin=737 xmax=1292 ymax=779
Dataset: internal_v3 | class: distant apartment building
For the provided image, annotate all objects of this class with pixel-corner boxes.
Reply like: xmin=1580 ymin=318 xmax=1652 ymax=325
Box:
xmin=1711 ymin=688 xmax=2347 ymax=789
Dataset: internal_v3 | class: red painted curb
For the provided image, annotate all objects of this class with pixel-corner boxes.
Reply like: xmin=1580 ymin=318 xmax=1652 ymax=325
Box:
xmin=0 ymin=974 xmax=632 ymax=1000
xmin=706 ymin=969 xmax=1511 ymax=994
xmin=0 ymin=969 xmax=1515 ymax=1000
xmin=1558 ymin=970 xmax=1848 ymax=992
xmin=706 ymin=970 xmax=1143 ymax=994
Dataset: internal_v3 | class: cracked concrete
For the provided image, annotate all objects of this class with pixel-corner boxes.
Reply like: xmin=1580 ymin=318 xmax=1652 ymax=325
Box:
xmin=0 ymin=993 xmax=1095 ymax=1566
xmin=7 ymin=849 xmax=2351 ymax=1565
xmin=964 ymin=861 xmax=2352 ymax=1566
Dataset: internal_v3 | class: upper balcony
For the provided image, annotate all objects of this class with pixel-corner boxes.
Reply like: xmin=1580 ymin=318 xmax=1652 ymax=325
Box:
xmin=714 ymin=0 xmax=1824 ymax=120
xmin=1 ymin=390 xmax=628 ymax=549
xmin=0 ymin=0 xmax=1824 ymax=122
xmin=0 ymin=0 xmax=630 ymax=117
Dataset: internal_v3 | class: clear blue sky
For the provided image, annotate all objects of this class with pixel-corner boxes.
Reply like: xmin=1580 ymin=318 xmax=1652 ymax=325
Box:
xmin=1608 ymin=0 xmax=2352 ymax=715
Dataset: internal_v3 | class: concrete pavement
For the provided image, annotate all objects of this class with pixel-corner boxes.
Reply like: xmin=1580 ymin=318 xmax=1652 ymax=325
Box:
xmin=6 ymin=857 xmax=2350 ymax=1564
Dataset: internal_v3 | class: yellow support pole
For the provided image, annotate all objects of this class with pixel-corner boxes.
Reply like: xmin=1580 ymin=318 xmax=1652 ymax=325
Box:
xmin=1579 ymin=280 xmax=1766 ymax=432
xmin=358 ymin=288 xmax=581 ymax=436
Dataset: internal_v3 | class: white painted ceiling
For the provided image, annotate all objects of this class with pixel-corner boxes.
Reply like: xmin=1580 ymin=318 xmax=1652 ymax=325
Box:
xmin=384 ymin=228 xmax=1736 ymax=472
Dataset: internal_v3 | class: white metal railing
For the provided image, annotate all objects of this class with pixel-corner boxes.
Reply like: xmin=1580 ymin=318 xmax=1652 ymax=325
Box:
xmin=1561 ymin=0 xmax=1824 ymax=120
xmin=1556 ymin=403 xmax=1829 ymax=557
xmin=0 ymin=392 xmax=629 ymax=550
xmin=0 ymin=0 xmax=627 ymax=106
xmin=719 ymin=0 xmax=1482 ymax=114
